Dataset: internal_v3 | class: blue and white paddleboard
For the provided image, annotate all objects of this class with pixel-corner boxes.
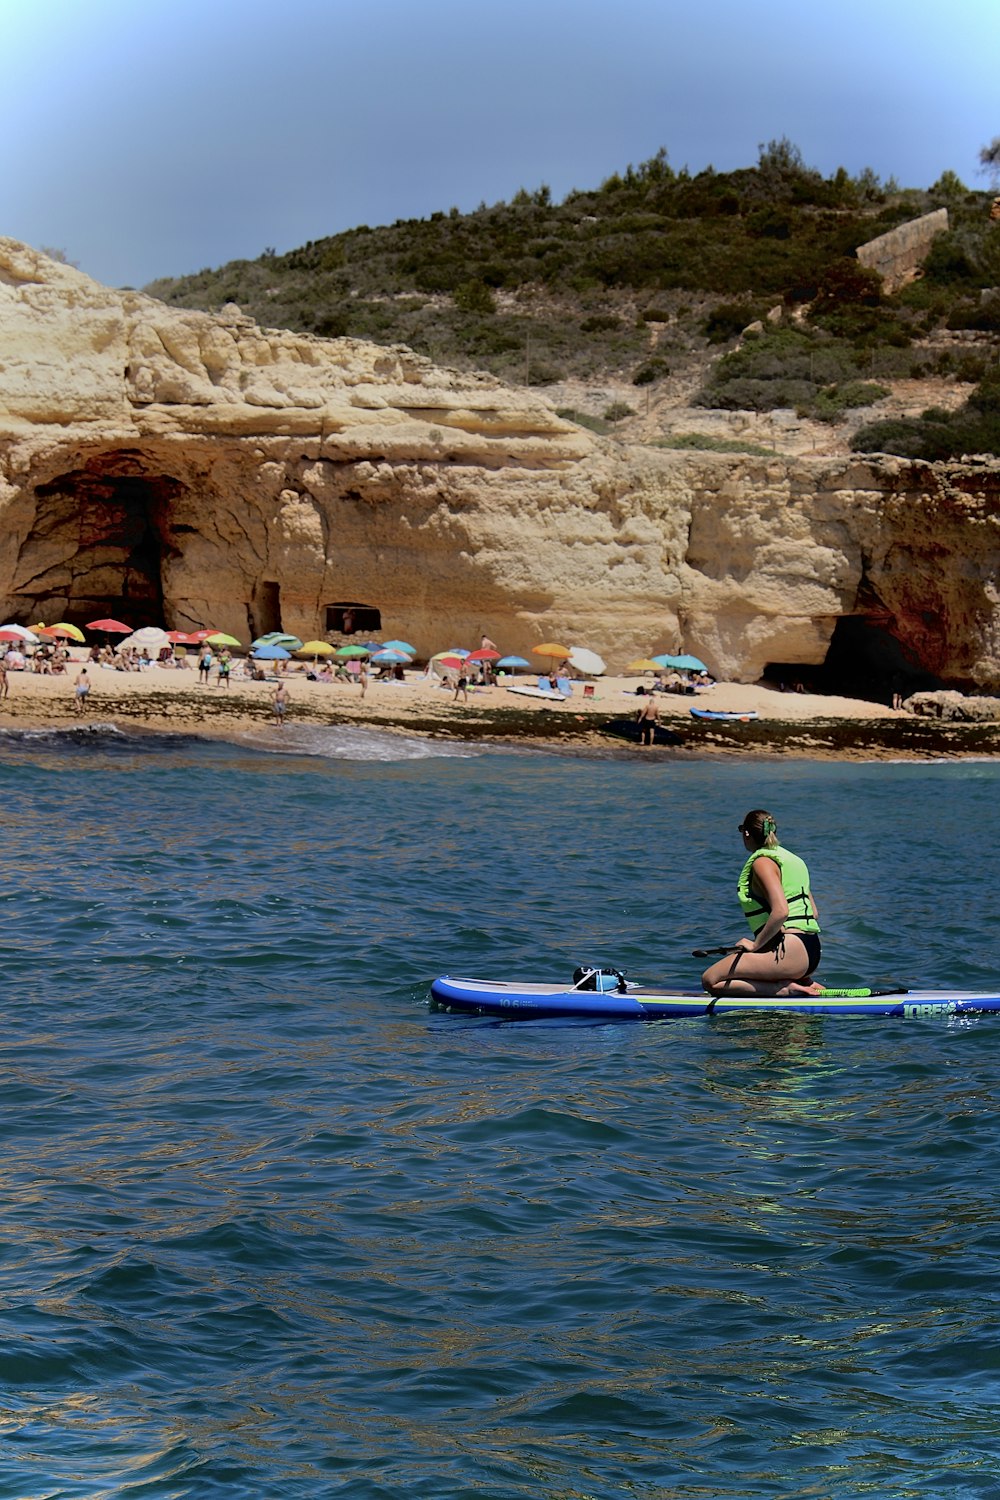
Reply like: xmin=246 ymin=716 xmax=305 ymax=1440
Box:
xmin=690 ymin=707 xmax=759 ymax=721
xmin=430 ymin=974 xmax=1000 ymax=1020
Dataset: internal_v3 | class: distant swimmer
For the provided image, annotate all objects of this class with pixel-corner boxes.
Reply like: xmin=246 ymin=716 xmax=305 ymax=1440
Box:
xmin=701 ymin=809 xmax=822 ymax=998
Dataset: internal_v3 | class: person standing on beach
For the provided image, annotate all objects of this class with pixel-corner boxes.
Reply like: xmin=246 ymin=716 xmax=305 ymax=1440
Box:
xmin=198 ymin=646 xmax=213 ymax=684
xmin=0 ymin=660 xmax=8 ymax=701
xmin=73 ymin=667 xmax=91 ymax=714
xmin=453 ymin=670 xmax=469 ymax=705
xmin=635 ymin=693 xmax=659 ymax=747
xmin=217 ymin=649 xmax=231 ymax=689
xmin=272 ymin=680 xmax=289 ymax=728
xmin=359 ymin=663 xmax=368 ymax=700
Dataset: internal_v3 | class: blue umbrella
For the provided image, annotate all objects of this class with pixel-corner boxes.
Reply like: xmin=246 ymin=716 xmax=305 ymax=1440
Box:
xmin=497 ymin=655 xmax=530 ymax=669
xmin=251 ymin=644 xmax=291 ymax=661
xmin=382 ymin=639 xmax=415 ymax=655
xmin=652 ymin=653 xmax=707 ymax=672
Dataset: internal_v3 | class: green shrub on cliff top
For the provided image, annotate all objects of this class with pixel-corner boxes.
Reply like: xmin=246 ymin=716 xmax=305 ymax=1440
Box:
xmin=143 ymin=147 xmax=998 ymax=392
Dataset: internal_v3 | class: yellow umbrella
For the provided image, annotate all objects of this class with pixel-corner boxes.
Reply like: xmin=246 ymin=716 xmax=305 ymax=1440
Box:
xmin=533 ymin=642 xmax=571 ymax=658
xmin=297 ymin=640 xmax=335 ymax=656
xmin=626 ymin=658 xmax=662 ymax=672
xmin=205 ymin=632 xmax=241 ymax=647
xmin=43 ymin=622 xmax=86 ymax=642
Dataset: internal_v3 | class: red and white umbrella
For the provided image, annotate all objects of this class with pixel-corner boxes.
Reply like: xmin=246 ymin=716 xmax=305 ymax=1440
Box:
xmin=166 ymin=630 xmax=200 ymax=644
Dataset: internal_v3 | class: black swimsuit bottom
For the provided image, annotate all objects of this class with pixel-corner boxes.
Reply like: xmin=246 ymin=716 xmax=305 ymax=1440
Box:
xmin=761 ymin=929 xmax=821 ymax=974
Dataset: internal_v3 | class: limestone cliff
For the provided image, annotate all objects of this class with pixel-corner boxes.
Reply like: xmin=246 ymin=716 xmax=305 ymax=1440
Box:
xmin=2 ymin=237 xmax=999 ymax=690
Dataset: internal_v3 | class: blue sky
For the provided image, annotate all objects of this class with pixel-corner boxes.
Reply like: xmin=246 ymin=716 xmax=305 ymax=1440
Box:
xmin=2 ymin=0 xmax=996 ymax=289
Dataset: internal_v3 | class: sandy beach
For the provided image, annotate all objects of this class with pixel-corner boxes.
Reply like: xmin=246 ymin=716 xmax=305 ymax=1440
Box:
xmin=2 ymin=657 xmax=997 ymax=760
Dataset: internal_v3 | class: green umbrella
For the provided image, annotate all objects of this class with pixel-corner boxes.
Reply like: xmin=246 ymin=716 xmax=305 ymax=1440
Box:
xmin=334 ymin=644 xmax=371 ymax=659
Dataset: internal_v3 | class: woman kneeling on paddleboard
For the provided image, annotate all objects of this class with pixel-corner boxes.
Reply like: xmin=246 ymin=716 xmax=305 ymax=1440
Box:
xmin=702 ymin=809 xmax=823 ymax=998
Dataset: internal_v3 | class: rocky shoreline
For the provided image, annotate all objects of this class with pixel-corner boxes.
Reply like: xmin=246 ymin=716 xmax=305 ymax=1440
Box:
xmin=2 ymin=681 xmax=996 ymax=761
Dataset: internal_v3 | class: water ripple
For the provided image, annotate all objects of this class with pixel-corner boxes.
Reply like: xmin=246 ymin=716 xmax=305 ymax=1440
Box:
xmin=0 ymin=746 xmax=998 ymax=1495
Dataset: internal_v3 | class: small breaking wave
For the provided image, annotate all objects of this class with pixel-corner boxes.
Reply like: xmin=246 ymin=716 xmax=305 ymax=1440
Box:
xmin=238 ymin=722 xmax=479 ymax=762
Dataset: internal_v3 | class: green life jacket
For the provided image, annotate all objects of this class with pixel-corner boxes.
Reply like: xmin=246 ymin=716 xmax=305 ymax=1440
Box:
xmin=737 ymin=845 xmax=820 ymax=936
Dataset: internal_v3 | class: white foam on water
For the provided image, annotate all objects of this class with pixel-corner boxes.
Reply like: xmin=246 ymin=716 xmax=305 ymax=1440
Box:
xmin=239 ymin=723 xmax=479 ymax=762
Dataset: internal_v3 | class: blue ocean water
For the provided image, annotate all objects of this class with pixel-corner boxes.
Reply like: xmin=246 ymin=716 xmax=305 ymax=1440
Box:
xmin=2 ymin=723 xmax=999 ymax=1498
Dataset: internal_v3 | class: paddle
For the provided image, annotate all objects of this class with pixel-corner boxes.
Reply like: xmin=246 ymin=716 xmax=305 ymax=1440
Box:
xmin=691 ymin=944 xmax=741 ymax=958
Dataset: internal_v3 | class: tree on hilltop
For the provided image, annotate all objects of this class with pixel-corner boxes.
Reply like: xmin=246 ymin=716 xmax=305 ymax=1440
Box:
xmin=979 ymin=136 xmax=1000 ymax=186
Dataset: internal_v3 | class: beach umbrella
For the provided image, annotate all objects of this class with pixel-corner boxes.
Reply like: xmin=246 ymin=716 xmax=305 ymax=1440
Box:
xmin=297 ymin=640 xmax=335 ymax=656
xmin=370 ymin=649 xmax=411 ymax=665
xmin=121 ymin=626 xmax=170 ymax=649
xmin=568 ymin=646 xmax=606 ymax=676
xmin=0 ymin=630 xmax=26 ymax=644
xmin=627 ymin=658 xmax=662 ymax=672
xmin=434 ymin=655 xmax=464 ymax=671
xmin=0 ymin=624 xmax=40 ymax=644
xmin=532 ymin=642 xmax=570 ymax=659
xmin=251 ymin=644 xmax=290 ymax=661
xmin=191 ymin=628 xmax=220 ymax=641
xmin=252 ymin=632 xmax=303 ymax=651
xmin=86 ymin=617 xmax=131 ymax=634
xmin=382 ymin=640 xmax=416 ymax=655
xmin=205 ymin=632 xmax=242 ymax=647
xmin=166 ymin=630 xmax=200 ymax=644
xmin=41 ymin=622 xmax=85 ymax=642
xmin=466 ymin=648 xmax=500 ymax=662
xmin=335 ymin=644 xmax=371 ymax=659
xmin=652 ymin=653 xmax=708 ymax=672
xmin=496 ymin=655 xmax=530 ymax=670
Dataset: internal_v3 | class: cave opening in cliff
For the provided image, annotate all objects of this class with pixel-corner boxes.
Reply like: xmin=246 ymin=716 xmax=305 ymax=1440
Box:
xmin=765 ymin=616 xmax=939 ymax=705
xmin=24 ymin=456 xmax=186 ymax=630
xmin=249 ymin=581 xmax=282 ymax=640
xmin=326 ymin=603 xmax=381 ymax=636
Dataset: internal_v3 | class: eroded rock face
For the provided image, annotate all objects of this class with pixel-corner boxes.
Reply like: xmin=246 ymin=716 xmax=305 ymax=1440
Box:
xmin=2 ymin=237 xmax=1000 ymax=687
